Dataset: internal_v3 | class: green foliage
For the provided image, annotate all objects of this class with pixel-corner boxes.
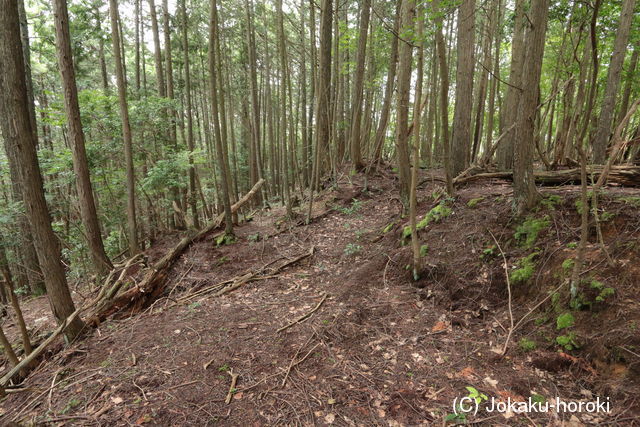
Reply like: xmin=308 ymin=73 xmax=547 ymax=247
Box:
xmin=600 ymin=211 xmax=615 ymax=222
xmin=566 ymin=242 xmax=578 ymax=249
xmin=556 ymin=332 xmax=580 ymax=350
xmin=514 ymin=216 xmax=550 ymax=249
xmin=248 ymin=233 xmax=261 ymax=242
xmin=467 ymin=197 xmax=484 ymax=208
xmin=336 ymin=199 xmax=362 ymax=215
xmin=540 ymin=194 xmax=563 ymax=210
xmin=590 ymin=280 xmax=615 ymax=302
xmin=519 ymin=338 xmax=537 ymax=352
xmin=619 ymin=196 xmax=640 ymax=207
xmin=216 ymin=233 xmax=236 ymax=247
xmin=481 ymin=245 xmax=496 ymax=260
xmin=344 ymin=243 xmax=363 ymax=256
xmin=402 ymin=201 xmax=452 ymax=240
xmin=509 ymin=252 xmax=539 ymax=284
xmin=556 ymin=312 xmax=575 ymax=330
xmin=420 ymin=244 xmax=429 ymax=257
xmin=382 ymin=222 xmax=395 ymax=233
xmin=562 ymin=258 xmax=575 ymax=272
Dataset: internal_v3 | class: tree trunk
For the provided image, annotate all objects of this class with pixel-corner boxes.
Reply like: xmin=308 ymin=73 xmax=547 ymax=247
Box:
xmin=497 ymin=0 xmax=525 ymax=170
xmin=395 ymin=0 xmax=414 ymax=207
xmin=592 ymin=0 xmax=636 ymax=163
xmin=109 ymin=0 xmax=140 ymax=255
xmin=349 ymin=0 xmax=371 ymax=171
xmin=53 ymin=0 xmax=113 ymax=275
xmin=0 ymin=0 xmax=85 ymax=342
xmin=209 ymin=0 xmax=233 ymax=235
xmin=451 ymin=0 xmax=475 ymax=175
xmin=513 ymin=0 xmax=549 ymax=214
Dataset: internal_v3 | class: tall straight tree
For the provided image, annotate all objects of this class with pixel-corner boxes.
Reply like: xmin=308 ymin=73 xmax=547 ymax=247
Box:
xmin=108 ymin=0 xmax=140 ymax=255
xmin=349 ymin=0 xmax=371 ymax=171
xmin=209 ymin=0 xmax=233 ymax=235
xmin=592 ymin=0 xmax=636 ymax=163
xmin=52 ymin=0 xmax=113 ymax=275
xmin=181 ymin=0 xmax=200 ymax=229
xmin=497 ymin=0 xmax=525 ymax=170
xmin=307 ymin=0 xmax=333 ymax=223
xmin=451 ymin=0 xmax=475 ymax=175
xmin=0 ymin=0 xmax=85 ymax=341
xmin=395 ymin=0 xmax=415 ymax=207
xmin=513 ymin=0 xmax=549 ymax=214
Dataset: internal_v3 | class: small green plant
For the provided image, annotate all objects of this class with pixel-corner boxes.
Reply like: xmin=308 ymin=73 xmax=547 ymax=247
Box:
xmin=566 ymin=242 xmax=578 ymax=249
xmin=216 ymin=233 xmax=235 ymax=247
xmin=247 ymin=232 xmax=261 ymax=242
xmin=481 ymin=245 xmax=496 ymax=260
xmin=188 ymin=302 xmax=202 ymax=311
xmin=514 ymin=216 xmax=550 ymax=249
xmin=382 ymin=222 xmax=395 ymax=233
xmin=519 ymin=338 xmax=537 ymax=352
xmin=600 ymin=211 xmax=615 ymax=222
xmin=556 ymin=332 xmax=580 ymax=350
xmin=218 ymin=364 xmax=230 ymax=372
xmin=344 ymin=243 xmax=363 ymax=256
xmin=590 ymin=280 xmax=615 ymax=302
xmin=60 ymin=398 xmax=82 ymax=414
xmin=562 ymin=258 xmax=575 ymax=272
xmin=337 ymin=198 xmax=362 ymax=215
xmin=465 ymin=386 xmax=488 ymax=405
xmin=540 ymin=194 xmax=563 ymax=210
xmin=619 ymin=196 xmax=640 ymax=207
xmin=467 ymin=197 xmax=484 ymax=208
xmin=509 ymin=251 xmax=539 ymax=284
xmin=420 ymin=244 xmax=429 ymax=257
xmin=556 ymin=312 xmax=575 ymax=330
xmin=402 ymin=201 xmax=452 ymax=240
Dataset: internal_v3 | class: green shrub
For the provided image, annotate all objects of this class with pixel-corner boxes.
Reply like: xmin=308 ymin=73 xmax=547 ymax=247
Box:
xmin=556 ymin=312 xmax=575 ymax=330
xmin=467 ymin=197 xmax=484 ymax=208
xmin=515 ymin=216 xmax=550 ymax=249
xmin=402 ymin=202 xmax=452 ymax=239
xmin=519 ymin=338 xmax=537 ymax=352
xmin=509 ymin=251 xmax=539 ymax=284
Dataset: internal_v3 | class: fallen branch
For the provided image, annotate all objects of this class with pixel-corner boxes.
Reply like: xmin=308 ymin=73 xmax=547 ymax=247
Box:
xmin=179 ymin=246 xmax=315 ymax=304
xmin=453 ymin=165 xmax=640 ymax=187
xmin=225 ymin=370 xmax=239 ymax=404
xmin=90 ymin=179 xmax=266 ymax=322
xmin=277 ymin=293 xmax=328 ymax=333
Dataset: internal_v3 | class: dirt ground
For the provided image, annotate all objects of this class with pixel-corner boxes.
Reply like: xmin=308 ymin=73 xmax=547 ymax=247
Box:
xmin=1 ymin=167 xmax=640 ymax=426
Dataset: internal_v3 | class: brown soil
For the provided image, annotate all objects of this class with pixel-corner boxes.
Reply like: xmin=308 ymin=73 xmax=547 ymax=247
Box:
xmin=2 ymin=167 xmax=640 ymax=426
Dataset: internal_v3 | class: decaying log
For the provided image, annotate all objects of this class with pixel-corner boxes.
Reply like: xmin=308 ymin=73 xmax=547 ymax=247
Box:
xmin=453 ymin=165 xmax=640 ymax=187
xmin=90 ymin=179 xmax=266 ymax=322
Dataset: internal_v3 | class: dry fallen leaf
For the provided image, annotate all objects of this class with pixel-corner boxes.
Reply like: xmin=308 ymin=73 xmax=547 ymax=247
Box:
xmin=431 ymin=321 xmax=448 ymax=332
xmin=324 ymin=413 xmax=336 ymax=424
xmin=111 ymin=396 xmax=123 ymax=405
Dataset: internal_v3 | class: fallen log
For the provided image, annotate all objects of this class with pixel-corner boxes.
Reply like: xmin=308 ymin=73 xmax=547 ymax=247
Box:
xmin=90 ymin=178 xmax=266 ymax=322
xmin=453 ymin=165 xmax=640 ymax=187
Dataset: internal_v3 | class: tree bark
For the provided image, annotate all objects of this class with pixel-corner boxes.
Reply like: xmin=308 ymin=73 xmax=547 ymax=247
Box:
xmin=109 ymin=0 xmax=140 ymax=255
xmin=513 ymin=0 xmax=549 ymax=214
xmin=592 ymin=0 xmax=636 ymax=163
xmin=0 ymin=0 xmax=85 ymax=342
xmin=451 ymin=0 xmax=475 ymax=175
xmin=53 ymin=0 xmax=113 ymax=275
xmin=349 ymin=0 xmax=371 ymax=171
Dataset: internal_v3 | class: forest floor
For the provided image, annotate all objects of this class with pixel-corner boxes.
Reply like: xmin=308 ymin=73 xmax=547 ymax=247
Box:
xmin=2 ymin=166 xmax=640 ymax=426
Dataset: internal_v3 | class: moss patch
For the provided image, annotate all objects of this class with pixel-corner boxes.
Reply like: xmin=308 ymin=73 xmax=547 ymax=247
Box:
xmin=514 ymin=216 xmax=550 ymax=249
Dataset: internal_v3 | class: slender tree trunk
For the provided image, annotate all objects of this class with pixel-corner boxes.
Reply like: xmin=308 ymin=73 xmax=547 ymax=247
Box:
xmin=433 ymin=0 xmax=454 ymax=195
xmin=53 ymin=0 xmax=113 ymax=275
xmin=513 ymin=0 xmax=549 ymax=214
xmin=592 ymin=0 xmax=636 ymax=163
xmin=209 ymin=0 xmax=233 ymax=235
xmin=349 ymin=0 xmax=371 ymax=171
xmin=410 ymin=6 xmax=425 ymax=279
xmin=0 ymin=0 xmax=85 ymax=341
xmin=497 ymin=0 xmax=525 ymax=170
xmin=451 ymin=0 xmax=475 ymax=175
xmin=0 ymin=244 xmax=32 ymax=355
xmin=109 ymin=0 xmax=140 ymax=255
